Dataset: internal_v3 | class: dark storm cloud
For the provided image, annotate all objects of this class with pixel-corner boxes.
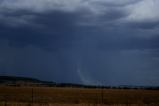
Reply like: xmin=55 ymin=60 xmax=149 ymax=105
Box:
xmin=0 ymin=10 xmax=82 ymax=50
xmin=0 ymin=0 xmax=159 ymax=86
xmin=127 ymin=21 xmax=159 ymax=29
xmin=97 ymin=35 xmax=159 ymax=51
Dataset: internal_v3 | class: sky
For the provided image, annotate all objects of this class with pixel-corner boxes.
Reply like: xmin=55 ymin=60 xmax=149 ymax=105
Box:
xmin=0 ymin=0 xmax=159 ymax=86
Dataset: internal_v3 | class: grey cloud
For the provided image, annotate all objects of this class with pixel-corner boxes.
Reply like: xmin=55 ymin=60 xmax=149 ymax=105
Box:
xmin=0 ymin=0 xmax=159 ymax=86
xmin=0 ymin=0 xmax=142 ymax=27
xmin=0 ymin=11 xmax=81 ymax=50
xmin=125 ymin=21 xmax=159 ymax=30
xmin=89 ymin=0 xmax=140 ymax=7
xmin=0 ymin=0 xmax=139 ymax=12
xmin=1 ymin=0 xmax=159 ymax=35
xmin=125 ymin=0 xmax=159 ymax=22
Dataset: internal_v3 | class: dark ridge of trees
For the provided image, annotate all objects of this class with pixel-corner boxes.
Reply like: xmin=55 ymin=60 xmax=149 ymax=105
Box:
xmin=0 ymin=76 xmax=41 ymax=82
xmin=0 ymin=76 xmax=56 ymax=84
xmin=55 ymin=83 xmax=159 ymax=90
xmin=0 ymin=75 xmax=159 ymax=90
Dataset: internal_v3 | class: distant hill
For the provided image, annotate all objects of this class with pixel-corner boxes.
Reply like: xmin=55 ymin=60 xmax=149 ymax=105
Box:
xmin=0 ymin=75 xmax=159 ymax=90
xmin=0 ymin=76 xmax=41 ymax=82
xmin=0 ymin=76 xmax=56 ymax=87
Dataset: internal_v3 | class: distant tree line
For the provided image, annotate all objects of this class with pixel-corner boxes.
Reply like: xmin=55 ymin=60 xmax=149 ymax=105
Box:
xmin=0 ymin=76 xmax=159 ymax=90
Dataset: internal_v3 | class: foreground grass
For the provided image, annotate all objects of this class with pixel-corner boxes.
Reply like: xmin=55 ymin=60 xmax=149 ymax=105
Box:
xmin=0 ymin=87 xmax=159 ymax=105
xmin=0 ymin=102 xmax=158 ymax=106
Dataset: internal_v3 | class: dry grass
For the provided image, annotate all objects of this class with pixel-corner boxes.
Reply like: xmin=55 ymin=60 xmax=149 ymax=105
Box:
xmin=0 ymin=87 xmax=159 ymax=106
xmin=0 ymin=102 xmax=158 ymax=106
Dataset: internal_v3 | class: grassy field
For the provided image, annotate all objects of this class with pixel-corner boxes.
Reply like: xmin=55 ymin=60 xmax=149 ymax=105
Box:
xmin=0 ymin=87 xmax=159 ymax=106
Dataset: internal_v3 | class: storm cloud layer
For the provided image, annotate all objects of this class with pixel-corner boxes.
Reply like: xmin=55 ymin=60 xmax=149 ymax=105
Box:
xmin=0 ymin=0 xmax=159 ymax=86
